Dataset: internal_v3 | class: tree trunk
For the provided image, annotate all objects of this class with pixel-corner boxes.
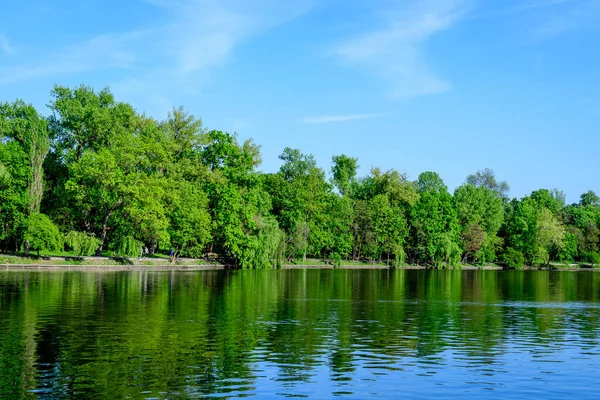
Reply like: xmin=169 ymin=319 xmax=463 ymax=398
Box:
xmin=149 ymin=238 xmax=157 ymax=254
xmin=96 ymin=212 xmax=113 ymax=256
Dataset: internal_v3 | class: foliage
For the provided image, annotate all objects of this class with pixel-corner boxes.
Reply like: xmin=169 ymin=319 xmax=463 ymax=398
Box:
xmin=411 ymin=175 xmax=460 ymax=266
xmin=166 ymin=182 xmax=211 ymax=257
xmin=558 ymin=232 xmax=578 ymax=262
xmin=331 ymin=154 xmax=358 ymax=196
xmin=23 ymin=213 xmax=63 ymax=255
xmin=503 ymin=248 xmax=525 ymax=269
xmin=2 ymin=84 xmax=598 ymax=268
xmin=466 ymin=168 xmax=510 ymax=199
xmin=239 ymin=216 xmax=285 ymax=269
xmin=64 ymin=231 xmax=101 ymax=256
xmin=535 ymin=207 xmax=565 ymax=265
xmin=580 ymin=191 xmax=599 ymax=207
xmin=110 ymin=235 xmax=143 ymax=258
xmin=0 ymin=100 xmax=50 ymax=213
xmin=330 ymin=252 xmax=342 ymax=268
xmin=583 ymin=251 xmax=600 ymax=267
xmin=392 ymin=244 xmax=406 ymax=268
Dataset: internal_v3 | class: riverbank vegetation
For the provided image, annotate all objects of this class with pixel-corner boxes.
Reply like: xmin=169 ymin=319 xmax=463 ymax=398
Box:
xmin=1 ymin=85 xmax=599 ymax=268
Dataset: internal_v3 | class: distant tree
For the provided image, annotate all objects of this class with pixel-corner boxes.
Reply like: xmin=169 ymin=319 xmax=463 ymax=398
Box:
xmin=417 ymin=171 xmax=447 ymax=194
xmin=535 ymin=208 xmax=565 ymax=265
xmin=505 ymin=197 xmax=538 ymax=265
xmin=531 ymin=189 xmax=563 ymax=214
xmin=163 ymin=106 xmax=207 ymax=161
xmin=580 ymin=191 xmax=600 ymax=207
xmin=331 ymin=154 xmax=358 ymax=196
xmin=411 ymin=173 xmax=460 ymax=266
xmin=454 ymin=184 xmax=504 ymax=262
xmin=466 ymin=168 xmax=510 ymax=199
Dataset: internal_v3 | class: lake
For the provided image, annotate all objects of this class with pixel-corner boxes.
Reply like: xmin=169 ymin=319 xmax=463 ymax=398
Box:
xmin=1 ymin=269 xmax=599 ymax=399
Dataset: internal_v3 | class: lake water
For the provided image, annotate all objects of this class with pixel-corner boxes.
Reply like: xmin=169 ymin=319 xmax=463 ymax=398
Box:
xmin=1 ymin=269 xmax=599 ymax=399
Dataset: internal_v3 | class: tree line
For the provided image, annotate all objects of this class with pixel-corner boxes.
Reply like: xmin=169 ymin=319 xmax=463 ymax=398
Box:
xmin=1 ymin=84 xmax=599 ymax=268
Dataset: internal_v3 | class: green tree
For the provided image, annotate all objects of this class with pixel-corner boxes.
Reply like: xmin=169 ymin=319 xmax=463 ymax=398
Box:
xmin=202 ymin=131 xmax=275 ymax=267
xmin=267 ymin=148 xmax=331 ymax=261
xmin=411 ymin=172 xmax=460 ymax=266
xmin=331 ymin=154 xmax=358 ymax=196
xmin=503 ymin=247 xmax=524 ymax=269
xmin=369 ymin=194 xmax=409 ymax=264
xmin=166 ymin=182 xmax=212 ymax=258
xmin=505 ymin=197 xmax=539 ymax=265
xmin=466 ymin=168 xmax=510 ymax=199
xmin=23 ymin=213 xmax=62 ymax=255
xmin=0 ymin=100 xmax=50 ymax=213
xmin=535 ymin=207 xmax=565 ymax=265
xmin=64 ymin=231 xmax=101 ymax=256
xmin=454 ymin=183 xmax=504 ymax=262
xmin=0 ymin=139 xmax=29 ymax=250
xmin=48 ymin=85 xmax=136 ymax=161
xmin=580 ymin=190 xmax=600 ymax=207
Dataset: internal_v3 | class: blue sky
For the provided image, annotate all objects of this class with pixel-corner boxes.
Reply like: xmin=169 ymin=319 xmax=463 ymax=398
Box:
xmin=1 ymin=0 xmax=599 ymax=202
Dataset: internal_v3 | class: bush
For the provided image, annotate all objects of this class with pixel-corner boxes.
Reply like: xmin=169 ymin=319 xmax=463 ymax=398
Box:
xmin=435 ymin=233 xmax=461 ymax=269
xmin=392 ymin=244 xmax=406 ymax=268
xmin=65 ymin=231 xmax=101 ymax=256
xmin=23 ymin=213 xmax=63 ymax=256
xmin=503 ymin=247 xmax=524 ymax=269
xmin=330 ymin=252 xmax=342 ymax=268
xmin=583 ymin=251 xmax=600 ymax=267
xmin=110 ymin=236 xmax=143 ymax=258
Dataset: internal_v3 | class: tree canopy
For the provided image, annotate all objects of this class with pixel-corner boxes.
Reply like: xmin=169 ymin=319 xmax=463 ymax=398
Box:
xmin=1 ymin=84 xmax=598 ymax=268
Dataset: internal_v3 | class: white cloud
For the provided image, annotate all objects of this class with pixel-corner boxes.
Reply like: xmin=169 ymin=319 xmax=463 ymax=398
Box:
xmin=302 ymin=113 xmax=386 ymax=124
xmin=335 ymin=0 xmax=469 ymax=98
xmin=0 ymin=0 xmax=313 ymax=97
xmin=0 ymin=31 xmax=145 ymax=84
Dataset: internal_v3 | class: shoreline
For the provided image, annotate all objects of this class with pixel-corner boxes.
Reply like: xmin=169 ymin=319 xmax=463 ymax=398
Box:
xmin=0 ymin=263 xmax=595 ymax=272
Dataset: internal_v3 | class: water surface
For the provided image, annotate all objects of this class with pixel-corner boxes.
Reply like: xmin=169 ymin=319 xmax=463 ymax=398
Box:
xmin=1 ymin=269 xmax=599 ymax=399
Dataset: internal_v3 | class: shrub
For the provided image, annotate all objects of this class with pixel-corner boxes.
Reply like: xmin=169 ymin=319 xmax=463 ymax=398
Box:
xmin=23 ymin=213 xmax=63 ymax=256
xmin=583 ymin=251 xmax=600 ymax=268
xmin=110 ymin=236 xmax=143 ymax=258
xmin=65 ymin=231 xmax=101 ymax=256
xmin=392 ymin=244 xmax=406 ymax=268
xmin=330 ymin=252 xmax=342 ymax=268
xmin=503 ymin=247 xmax=524 ymax=269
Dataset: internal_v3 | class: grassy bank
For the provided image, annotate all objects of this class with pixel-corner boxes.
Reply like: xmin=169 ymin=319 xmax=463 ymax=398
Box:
xmin=1 ymin=253 xmax=597 ymax=271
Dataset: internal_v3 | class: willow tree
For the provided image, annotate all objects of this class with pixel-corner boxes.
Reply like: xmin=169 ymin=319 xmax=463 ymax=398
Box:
xmin=0 ymin=100 xmax=50 ymax=214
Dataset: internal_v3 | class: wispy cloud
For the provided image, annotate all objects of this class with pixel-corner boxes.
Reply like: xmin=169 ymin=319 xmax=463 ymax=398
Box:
xmin=335 ymin=0 xmax=469 ymax=99
xmin=0 ymin=34 xmax=14 ymax=55
xmin=468 ymin=0 xmax=599 ymax=41
xmin=0 ymin=32 xmax=142 ymax=83
xmin=529 ymin=0 xmax=600 ymax=40
xmin=302 ymin=113 xmax=386 ymax=124
xmin=155 ymin=0 xmax=314 ymax=75
xmin=468 ymin=0 xmax=586 ymax=20
xmin=0 ymin=0 xmax=314 ymax=109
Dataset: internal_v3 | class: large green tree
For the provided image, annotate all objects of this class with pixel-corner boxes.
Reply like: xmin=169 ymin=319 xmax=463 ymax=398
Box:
xmin=454 ymin=183 xmax=504 ymax=263
xmin=0 ymin=100 xmax=50 ymax=214
xmin=410 ymin=172 xmax=460 ymax=267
